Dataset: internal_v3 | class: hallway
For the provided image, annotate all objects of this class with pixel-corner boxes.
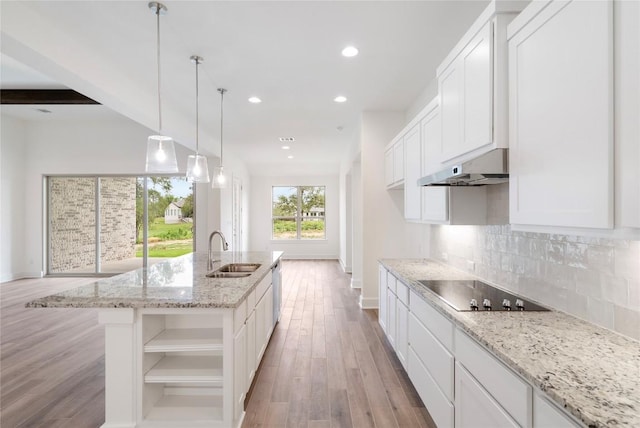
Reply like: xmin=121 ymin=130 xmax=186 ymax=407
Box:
xmin=242 ymin=260 xmax=434 ymax=427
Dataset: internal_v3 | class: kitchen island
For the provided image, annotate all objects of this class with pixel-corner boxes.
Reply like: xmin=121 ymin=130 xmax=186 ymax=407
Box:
xmin=379 ymin=258 xmax=640 ymax=428
xmin=27 ymin=251 xmax=283 ymax=428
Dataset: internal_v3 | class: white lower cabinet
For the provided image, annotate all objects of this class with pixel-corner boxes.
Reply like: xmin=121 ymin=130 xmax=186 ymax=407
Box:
xmin=396 ymin=299 xmax=409 ymax=370
xmin=233 ymin=323 xmax=247 ymax=418
xmin=455 ymin=329 xmax=531 ymax=427
xmin=387 ymin=289 xmax=397 ymax=348
xmin=378 ymin=265 xmax=388 ymax=333
xmin=533 ymin=394 xmax=579 ymax=428
xmin=408 ymin=347 xmax=454 ymax=428
xmin=455 ymin=362 xmax=519 ymax=428
xmin=377 ymin=263 xmax=581 ymax=428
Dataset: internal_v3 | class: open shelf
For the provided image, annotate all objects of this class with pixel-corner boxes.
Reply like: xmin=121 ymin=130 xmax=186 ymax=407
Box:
xmin=144 ymin=328 xmax=224 ymax=353
xmin=145 ymin=356 xmax=223 ymax=384
xmin=145 ymin=394 xmax=223 ymax=422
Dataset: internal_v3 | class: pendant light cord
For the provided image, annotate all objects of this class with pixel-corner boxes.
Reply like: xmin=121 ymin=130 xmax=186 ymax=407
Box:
xmin=195 ymin=59 xmax=200 ymax=154
xmin=156 ymin=7 xmax=163 ymax=133
xmin=219 ymin=88 xmax=226 ymax=166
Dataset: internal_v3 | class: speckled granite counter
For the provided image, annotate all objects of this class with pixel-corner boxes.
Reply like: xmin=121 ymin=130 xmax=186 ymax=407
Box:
xmin=27 ymin=251 xmax=283 ymax=309
xmin=380 ymin=258 xmax=640 ymax=428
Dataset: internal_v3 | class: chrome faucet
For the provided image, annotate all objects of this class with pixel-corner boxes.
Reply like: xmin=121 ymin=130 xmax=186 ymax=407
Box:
xmin=208 ymin=230 xmax=229 ymax=270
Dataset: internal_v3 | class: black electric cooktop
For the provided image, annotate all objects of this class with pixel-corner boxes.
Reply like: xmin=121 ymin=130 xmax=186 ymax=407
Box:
xmin=418 ymin=280 xmax=549 ymax=312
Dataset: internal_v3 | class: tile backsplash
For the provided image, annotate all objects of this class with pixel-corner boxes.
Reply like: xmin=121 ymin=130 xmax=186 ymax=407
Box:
xmin=430 ymin=224 xmax=640 ymax=340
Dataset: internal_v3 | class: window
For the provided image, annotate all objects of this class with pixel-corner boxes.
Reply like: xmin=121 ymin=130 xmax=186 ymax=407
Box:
xmin=272 ymin=186 xmax=325 ymax=240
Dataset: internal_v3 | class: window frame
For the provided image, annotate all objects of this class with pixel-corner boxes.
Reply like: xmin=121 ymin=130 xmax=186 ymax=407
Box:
xmin=271 ymin=185 xmax=326 ymax=241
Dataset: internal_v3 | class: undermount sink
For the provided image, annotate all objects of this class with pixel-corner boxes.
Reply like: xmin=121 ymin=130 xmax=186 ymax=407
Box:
xmin=216 ymin=263 xmax=261 ymax=273
xmin=205 ymin=263 xmax=262 ymax=279
xmin=206 ymin=271 xmax=252 ymax=279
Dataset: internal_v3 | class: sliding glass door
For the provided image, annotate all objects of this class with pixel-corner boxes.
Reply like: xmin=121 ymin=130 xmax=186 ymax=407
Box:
xmin=47 ymin=175 xmax=194 ymax=275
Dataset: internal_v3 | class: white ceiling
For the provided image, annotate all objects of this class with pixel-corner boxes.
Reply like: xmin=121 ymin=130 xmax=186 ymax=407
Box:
xmin=0 ymin=1 xmax=490 ymax=174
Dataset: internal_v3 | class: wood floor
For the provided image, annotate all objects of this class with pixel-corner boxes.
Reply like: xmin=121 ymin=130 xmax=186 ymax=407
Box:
xmin=1 ymin=260 xmax=435 ymax=428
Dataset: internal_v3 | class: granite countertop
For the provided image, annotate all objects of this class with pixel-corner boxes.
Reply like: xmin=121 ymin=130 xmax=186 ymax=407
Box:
xmin=379 ymin=258 xmax=640 ymax=428
xmin=27 ymin=251 xmax=283 ymax=309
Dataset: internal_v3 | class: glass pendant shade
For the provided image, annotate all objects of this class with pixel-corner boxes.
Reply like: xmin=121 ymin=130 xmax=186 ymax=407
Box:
xmin=186 ymin=154 xmax=210 ymax=183
xmin=211 ymin=166 xmax=227 ymax=188
xmin=146 ymin=135 xmax=178 ymax=173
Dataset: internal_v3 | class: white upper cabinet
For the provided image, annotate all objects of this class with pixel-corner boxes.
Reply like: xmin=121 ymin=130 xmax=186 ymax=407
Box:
xmin=614 ymin=0 xmax=640 ymax=229
xmin=433 ymin=1 xmax=524 ymax=171
xmin=440 ymin=21 xmax=493 ymax=163
xmin=404 ymin=123 xmax=422 ymax=221
xmin=508 ymin=0 xmax=614 ymax=229
xmin=385 ymin=137 xmax=405 ymax=189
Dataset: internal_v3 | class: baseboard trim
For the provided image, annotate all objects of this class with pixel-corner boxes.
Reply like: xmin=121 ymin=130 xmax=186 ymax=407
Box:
xmin=350 ymin=278 xmax=362 ymax=289
xmin=281 ymin=255 xmax=339 ymax=260
xmin=0 ymin=271 xmax=40 ymax=283
xmin=359 ymin=296 xmax=379 ymax=309
xmin=338 ymin=258 xmax=352 ymax=274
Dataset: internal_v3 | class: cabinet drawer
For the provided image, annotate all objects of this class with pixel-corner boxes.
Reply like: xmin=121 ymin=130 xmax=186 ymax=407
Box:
xmin=409 ymin=290 xmax=453 ymax=351
xmin=247 ymin=289 xmax=256 ymax=313
xmin=234 ymin=299 xmax=246 ymax=334
xmin=408 ymin=347 xmax=454 ymax=428
xmin=455 ymin=329 xmax=532 ymax=426
xmin=387 ymin=273 xmax=397 ymax=295
xmin=396 ymin=280 xmax=409 ymax=306
xmin=255 ymin=273 xmax=271 ymax=301
xmin=533 ymin=394 xmax=579 ymax=428
xmin=408 ymin=313 xmax=454 ymax=401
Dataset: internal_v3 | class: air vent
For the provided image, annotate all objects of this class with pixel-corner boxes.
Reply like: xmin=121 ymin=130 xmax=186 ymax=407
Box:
xmin=279 ymin=137 xmax=295 ymax=143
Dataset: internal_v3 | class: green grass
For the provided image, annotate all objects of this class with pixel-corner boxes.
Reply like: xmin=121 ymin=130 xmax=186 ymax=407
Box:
xmin=136 ymin=241 xmax=193 ymax=258
xmin=138 ymin=219 xmax=193 ymax=243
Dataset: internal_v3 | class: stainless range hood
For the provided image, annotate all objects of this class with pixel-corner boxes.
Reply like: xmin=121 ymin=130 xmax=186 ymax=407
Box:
xmin=418 ymin=149 xmax=509 ymax=186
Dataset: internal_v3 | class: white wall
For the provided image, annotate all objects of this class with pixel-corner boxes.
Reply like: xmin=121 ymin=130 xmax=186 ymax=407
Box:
xmin=249 ymin=174 xmax=339 ymax=259
xmin=1 ymin=115 xmax=27 ymax=281
xmin=358 ymin=111 xmax=427 ymax=308
xmin=1 ymin=112 xmax=235 ymax=279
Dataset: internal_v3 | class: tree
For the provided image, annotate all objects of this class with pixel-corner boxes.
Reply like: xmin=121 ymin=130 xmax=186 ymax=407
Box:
xmin=300 ymin=186 xmax=324 ymax=216
xmin=182 ymin=194 xmax=194 ymax=218
xmin=135 ymin=177 xmax=175 ymax=241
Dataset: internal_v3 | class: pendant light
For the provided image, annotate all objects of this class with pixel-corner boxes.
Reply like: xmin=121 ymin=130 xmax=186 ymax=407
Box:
xmin=212 ymin=88 xmax=228 ymax=188
xmin=186 ymin=56 xmax=210 ymax=183
xmin=145 ymin=2 xmax=178 ymax=173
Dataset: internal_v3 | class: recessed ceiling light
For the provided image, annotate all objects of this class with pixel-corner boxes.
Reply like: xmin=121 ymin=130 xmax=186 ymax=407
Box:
xmin=281 ymin=146 xmax=290 ymax=150
xmin=279 ymin=137 xmax=295 ymax=142
xmin=342 ymin=46 xmax=359 ymax=57
xmin=334 ymin=96 xmax=347 ymax=103
xmin=287 ymin=155 xmax=294 ymax=159
xmin=248 ymin=96 xmax=261 ymax=104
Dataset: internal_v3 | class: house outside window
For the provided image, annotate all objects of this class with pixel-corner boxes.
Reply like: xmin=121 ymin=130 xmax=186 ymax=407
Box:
xmin=272 ymin=186 xmax=325 ymax=240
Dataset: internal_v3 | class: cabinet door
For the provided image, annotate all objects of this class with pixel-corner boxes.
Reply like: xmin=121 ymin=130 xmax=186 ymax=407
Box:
xmin=234 ymin=323 xmax=247 ymax=419
xmin=396 ymin=301 xmax=408 ymax=370
xmin=421 ymin=102 xmax=442 ymax=176
xmin=384 ymin=149 xmax=394 ymax=187
xmin=455 ymin=362 xmax=518 ymax=428
xmin=509 ymin=0 xmax=613 ymax=228
xmin=460 ymin=21 xmax=493 ymax=154
xmin=255 ymin=294 xmax=267 ymax=363
xmin=246 ymin=309 xmax=256 ymax=390
xmin=439 ymin=61 xmax=462 ymax=162
xmin=265 ymin=285 xmax=274 ymax=339
xmin=387 ymin=292 xmax=396 ymax=348
xmin=378 ymin=265 xmax=388 ymax=332
xmin=404 ymin=124 xmax=422 ymax=221
xmin=393 ymin=140 xmax=405 ymax=184
xmin=422 ymin=187 xmax=449 ymax=223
